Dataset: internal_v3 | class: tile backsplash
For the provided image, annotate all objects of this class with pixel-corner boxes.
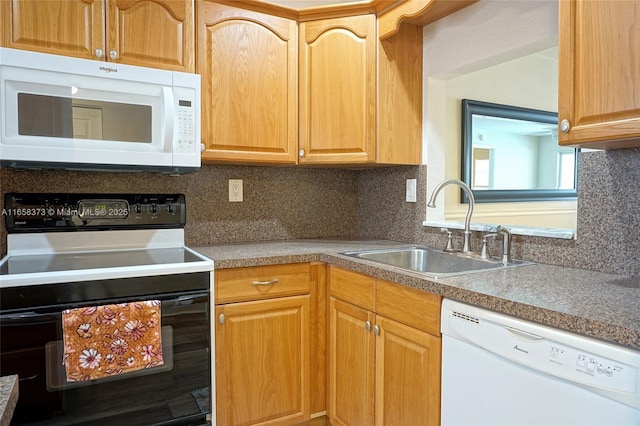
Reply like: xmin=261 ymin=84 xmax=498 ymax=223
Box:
xmin=1 ymin=148 xmax=639 ymax=276
xmin=0 ymin=165 xmax=359 ymax=255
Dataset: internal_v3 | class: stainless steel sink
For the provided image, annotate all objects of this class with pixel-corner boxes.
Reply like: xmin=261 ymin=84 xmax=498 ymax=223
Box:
xmin=340 ymin=246 xmax=532 ymax=278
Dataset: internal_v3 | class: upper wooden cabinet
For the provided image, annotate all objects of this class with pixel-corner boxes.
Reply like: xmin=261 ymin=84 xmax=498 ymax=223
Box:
xmin=196 ymin=1 xmax=422 ymax=166
xmin=558 ymin=0 xmax=640 ymax=149
xmin=0 ymin=0 xmax=195 ymax=72
xmin=197 ymin=1 xmax=298 ymax=164
xmin=299 ymin=15 xmax=422 ymax=165
xmin=299 ymin=15 xmax=377 ymax=164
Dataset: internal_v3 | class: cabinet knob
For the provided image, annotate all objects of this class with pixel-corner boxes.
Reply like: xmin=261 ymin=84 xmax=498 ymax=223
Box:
xmin=95 ymin=48 xmax=104 ymax=59
xmin=365 ymin=320 xmax=371 ymax=332
xmin=109 ymin=50 xmax=118 ymax=60
xmin=200 ymin=143 xmax=206 ymax=153
xmin=560 ymin=119 xmax=570 ymax=133
xmin=299 ymin=149 xmax=305 ymax=158
xmin=373 ymin=324 xmax=380 ymax=336
xmin=218 ymin=313 xmax=225 ymax=325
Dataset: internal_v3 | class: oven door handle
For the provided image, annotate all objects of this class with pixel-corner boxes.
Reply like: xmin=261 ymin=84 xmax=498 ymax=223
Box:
xmin=0 ymin=311 xmax=59 ymax=322
xmin=0 ymin=292 xmax=209 ymax=322
xmin=172 ymin=293 xmax=208 ymax=306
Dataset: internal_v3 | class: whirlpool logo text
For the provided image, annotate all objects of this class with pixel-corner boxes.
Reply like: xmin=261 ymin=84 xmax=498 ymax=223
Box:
xmin=99 ymin=66 xmax=118 ymax=73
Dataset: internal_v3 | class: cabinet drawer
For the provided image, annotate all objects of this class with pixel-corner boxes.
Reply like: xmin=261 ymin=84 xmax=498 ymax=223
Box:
xmin=375 ymin=279 xmax=441 ymax=336
xmin=215 ymin=263 xmax=311 ymax=304
xmin=328 ymin=266 xmax=375 ymax=311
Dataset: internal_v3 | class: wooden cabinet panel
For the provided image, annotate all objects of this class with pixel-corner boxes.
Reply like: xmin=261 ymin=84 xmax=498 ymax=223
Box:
xmin=108 ymin=0 xmax=194 ymax=71
xmin=329 ymin=297 xmax=376 ymax=426
xmin=216 ymin=295 xmax=311 ymax=426
xmin=374 ymin=315 xmax=441 ymax=426
xmin=558 ymin=0 xmax=640 ymax=148
xmin=328 ymin=266 xmax=375 ymax=311
xmin=198 ymin=1 xmax=298 ymax=163
xmin=375 ymin=278 xmax=440 ymax=336
xmin=376 ymin=22 xmax=422 ymax=165
xmin=1 ymin=0 xmax=105 ymax=59
xmin=299 ymin=15 xmax=376 ymax=164
xmin=216 ymin=263 xmax=311 ymax=304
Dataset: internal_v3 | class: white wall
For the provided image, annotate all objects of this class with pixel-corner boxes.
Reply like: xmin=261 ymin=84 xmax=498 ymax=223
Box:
xmin=423 ymin=0 xmax=577 ymax=230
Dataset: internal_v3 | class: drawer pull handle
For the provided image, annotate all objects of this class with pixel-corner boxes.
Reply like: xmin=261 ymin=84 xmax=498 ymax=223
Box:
xmin=252 ymin=278 xmax=280 ymax=286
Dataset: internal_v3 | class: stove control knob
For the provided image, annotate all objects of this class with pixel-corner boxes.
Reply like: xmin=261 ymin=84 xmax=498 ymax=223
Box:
xmin=151 ymin=204 xmax=158 ymax=214
xmin=134 ymin=204 xmax=142 ymax=214
xmin=167 ymin=204 xmax=175 ymax=213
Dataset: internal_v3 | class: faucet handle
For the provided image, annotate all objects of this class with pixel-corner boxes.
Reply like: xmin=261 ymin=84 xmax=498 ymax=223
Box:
xmin=481 ymin=233 xmax=499 ymax=259
xmin=440 ymin=228 xmax=456 ymax=252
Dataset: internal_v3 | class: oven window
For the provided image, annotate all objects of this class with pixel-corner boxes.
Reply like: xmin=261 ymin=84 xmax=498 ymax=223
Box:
xmin=17 ymin=93 xmax=152 ymax=143
xmin=0 ymin=292 xmax=210 ymax=425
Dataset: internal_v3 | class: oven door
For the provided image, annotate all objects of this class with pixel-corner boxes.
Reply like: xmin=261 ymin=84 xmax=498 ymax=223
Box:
xmin=0 ymin=289 xmax=211 ymax=425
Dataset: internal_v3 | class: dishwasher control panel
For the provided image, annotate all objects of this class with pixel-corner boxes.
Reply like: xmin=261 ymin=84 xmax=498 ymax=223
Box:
xmin=547 ymin=345 xmax=635 ymax=392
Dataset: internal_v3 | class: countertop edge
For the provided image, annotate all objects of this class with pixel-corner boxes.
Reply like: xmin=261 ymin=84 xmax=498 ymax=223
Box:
xmin=194 ymin=241 xmax=640 ymax=351
xmin=0 ymin=375 xmax=18 ymax=426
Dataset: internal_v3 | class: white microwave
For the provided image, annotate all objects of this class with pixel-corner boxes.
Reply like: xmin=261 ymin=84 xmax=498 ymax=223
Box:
xmin=0 ymin=48 xmax=201 ymax=174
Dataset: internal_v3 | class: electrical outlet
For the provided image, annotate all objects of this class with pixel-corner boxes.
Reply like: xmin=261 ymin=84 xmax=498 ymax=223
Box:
xmin=406 ymin=179 xmax=417 ymax=202
xmin=229 ymin=179 xmax=243 ymax=202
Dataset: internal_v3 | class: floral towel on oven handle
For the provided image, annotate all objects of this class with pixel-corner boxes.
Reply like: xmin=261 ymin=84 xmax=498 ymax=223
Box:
xmin=62 ymin=301 xmax=164 ymax=382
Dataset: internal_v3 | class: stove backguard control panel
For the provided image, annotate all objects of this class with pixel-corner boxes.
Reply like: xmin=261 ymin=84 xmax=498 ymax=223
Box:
xmin=3 ymin=193 xmax=186 ymax=232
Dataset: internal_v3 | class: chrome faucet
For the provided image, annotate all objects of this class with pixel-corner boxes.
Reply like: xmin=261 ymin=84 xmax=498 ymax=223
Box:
xmin=480 ymin=225 xmax=512 ymax=264
xmin=427 ymin=179 xmax=475 ymax=253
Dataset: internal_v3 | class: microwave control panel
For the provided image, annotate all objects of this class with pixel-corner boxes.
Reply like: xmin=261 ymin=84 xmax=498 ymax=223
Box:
xmin=174 ymin=86 xmax=198 ymax=155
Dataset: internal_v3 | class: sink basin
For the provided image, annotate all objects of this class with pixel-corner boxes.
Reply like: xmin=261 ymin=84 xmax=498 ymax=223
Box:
xmin=340 ymin=246 xmax=532 ymax=278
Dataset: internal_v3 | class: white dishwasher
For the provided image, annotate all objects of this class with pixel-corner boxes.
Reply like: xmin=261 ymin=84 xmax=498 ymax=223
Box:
xmin=441 ymin=299 xmax=640 ymax=426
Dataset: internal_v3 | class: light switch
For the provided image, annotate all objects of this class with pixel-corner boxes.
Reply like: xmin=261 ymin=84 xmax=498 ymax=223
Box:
xmin=406 ymin=179 xmax=417 ymax=202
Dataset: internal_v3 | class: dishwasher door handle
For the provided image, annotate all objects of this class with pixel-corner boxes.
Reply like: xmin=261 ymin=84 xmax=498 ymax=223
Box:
xmin=505 ymin=326 xmax=544 ymax=342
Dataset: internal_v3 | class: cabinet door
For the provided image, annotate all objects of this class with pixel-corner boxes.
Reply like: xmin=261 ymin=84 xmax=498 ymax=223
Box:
xmin=558 ymin=0 xmax=640 ymax=148
xmin=299 ymin=15 xmax=376 ymax=164
xmin=107 ymin=0 xmax=194 ymax=71
xmin=216 ymin=295 xmax=310 ymax=426
xmin=197 ymin=2 xmax=297 ymax=164
xmin=375 ymin=315 xmax=441 ymax=426
xmin=329 ymin=297 xmax=375 ymax=426
xmin=0 ymin=0 xmax=105 ymax=59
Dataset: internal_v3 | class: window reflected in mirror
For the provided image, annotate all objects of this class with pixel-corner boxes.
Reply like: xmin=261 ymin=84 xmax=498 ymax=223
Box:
xmin=462 ymin=99 xmax=578 ymax=203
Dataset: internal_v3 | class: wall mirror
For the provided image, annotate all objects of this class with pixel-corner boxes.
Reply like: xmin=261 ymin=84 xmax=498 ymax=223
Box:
xmin=461 ymin=99 xmax=578 ymax=203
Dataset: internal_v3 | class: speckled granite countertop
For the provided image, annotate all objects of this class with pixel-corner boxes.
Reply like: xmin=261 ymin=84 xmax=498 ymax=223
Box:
xmin=0 ymin=375 xmax=18 ymax=426
xmin=193 ymin=239 xmax=640 ymax=351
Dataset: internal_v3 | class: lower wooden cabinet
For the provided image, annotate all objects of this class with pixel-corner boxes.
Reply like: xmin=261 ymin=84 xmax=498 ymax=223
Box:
xmin=214 ymin=263 xmax=440 ymax=426
xmin=215 ymin=263 xmax=320 ymax=426
xmin=216 ymin=295 xmax=310 ymax=425
xmin=374 ymin=315 xmax=441 ymax=426
xmin=328 ymin=266 xmax=442 ymax=426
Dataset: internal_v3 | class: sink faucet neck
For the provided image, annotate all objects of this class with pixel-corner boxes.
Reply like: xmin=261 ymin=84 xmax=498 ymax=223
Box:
xmin=427 ymin=179 xmax=475 ymax=253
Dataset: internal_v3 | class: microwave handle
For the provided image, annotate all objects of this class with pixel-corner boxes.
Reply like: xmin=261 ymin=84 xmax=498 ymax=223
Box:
xmin=162 ymin=86 xmax=175 ymax=151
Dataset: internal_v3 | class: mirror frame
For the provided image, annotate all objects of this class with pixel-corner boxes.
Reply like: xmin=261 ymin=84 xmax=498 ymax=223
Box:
xmin=461 ymin=99 xmax=578 ymax=203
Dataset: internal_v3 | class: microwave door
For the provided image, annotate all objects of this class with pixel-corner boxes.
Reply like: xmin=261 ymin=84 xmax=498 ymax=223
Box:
xmin=1 ymin=66 xmax=173 ymax=168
